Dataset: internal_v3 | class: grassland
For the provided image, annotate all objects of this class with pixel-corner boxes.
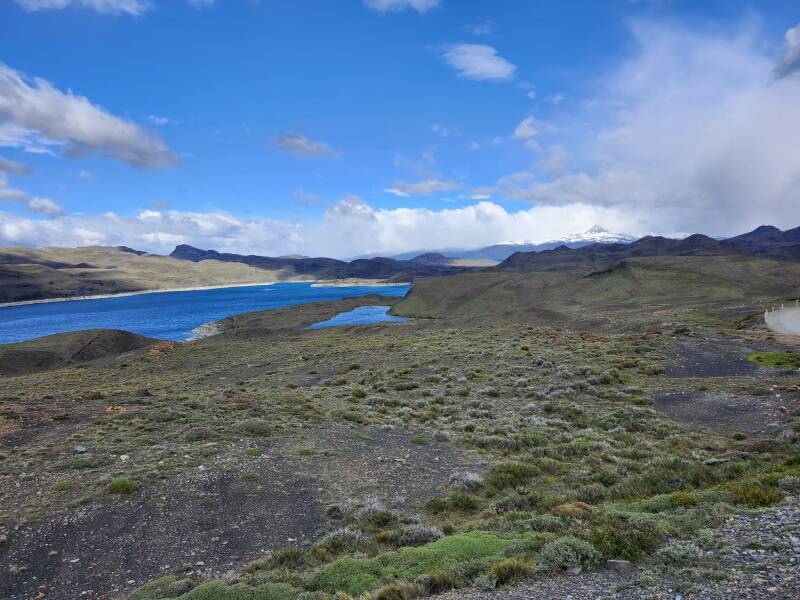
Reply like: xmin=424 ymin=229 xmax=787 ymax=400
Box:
xmin=0 ymin=256 xmax=798 ymax=599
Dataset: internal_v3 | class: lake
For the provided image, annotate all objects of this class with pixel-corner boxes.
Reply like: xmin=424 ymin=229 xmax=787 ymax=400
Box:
xmin=0 ymin=283 xmax=411 ymax=344
xmin=308 ymin=305 xmax=408 ymax=329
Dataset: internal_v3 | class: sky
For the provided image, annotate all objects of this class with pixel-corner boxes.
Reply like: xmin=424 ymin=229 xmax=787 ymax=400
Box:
xmin=1 ymin=0 xmax=800 ymax=258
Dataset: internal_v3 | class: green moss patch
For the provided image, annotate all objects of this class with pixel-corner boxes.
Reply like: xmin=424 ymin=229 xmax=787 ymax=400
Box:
xmin=747 ymin=351 xmax=800 ymax=369
xmin=311 ymin=532 xmax=509 ymax=595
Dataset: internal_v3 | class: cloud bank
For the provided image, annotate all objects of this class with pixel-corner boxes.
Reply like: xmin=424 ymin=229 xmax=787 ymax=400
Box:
xmin=0 ymin=200 xmax=639 ymax=258
xmin=491 ymin=20 xmax=800 ymax=236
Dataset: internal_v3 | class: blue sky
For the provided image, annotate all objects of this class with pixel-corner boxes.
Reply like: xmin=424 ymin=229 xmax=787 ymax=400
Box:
xmin=1 ymin=0 xmax=800 ymax=257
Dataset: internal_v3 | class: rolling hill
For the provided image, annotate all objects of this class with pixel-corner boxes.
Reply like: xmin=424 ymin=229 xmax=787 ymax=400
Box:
xmin=0 ymin=246 xmax=289 ymax=304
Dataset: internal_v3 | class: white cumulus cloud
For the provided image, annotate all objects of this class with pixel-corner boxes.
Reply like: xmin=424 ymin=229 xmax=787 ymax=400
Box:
xmin=274 ymin=133 xmax=341 ymax=158
xmin=0 ymin=173 xmax=64 ymax=218
xmin=0 ymin=64 xmax=177 ymax=169
xmin=363 ymin=0 xmax=440 ymax=14
xmin=441 ymin=44 xmax=516 ymax=81
xmin=775 ymin=22 xmax=800 ymax=79
xmin=15 ymin=0 xmax=151 ymax=15
xmin=384 ymin=179 xmax=460 ymax=197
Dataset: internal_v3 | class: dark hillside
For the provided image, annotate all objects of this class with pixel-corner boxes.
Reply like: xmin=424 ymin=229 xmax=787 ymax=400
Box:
xmin=0 ymin=329 xmax=156 ymax=376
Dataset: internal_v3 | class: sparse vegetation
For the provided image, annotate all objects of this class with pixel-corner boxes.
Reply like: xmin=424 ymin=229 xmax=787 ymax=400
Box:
xmin=2 ymin=262 xmax=799 ymax=599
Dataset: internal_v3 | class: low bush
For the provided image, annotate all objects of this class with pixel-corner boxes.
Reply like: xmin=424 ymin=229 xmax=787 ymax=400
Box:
xmin=449 ymin=472 xmax=484 ymax=492
xmin=485 ymin=462 xmax=540 ymax=490
xmin=587 ymin=514 xmax=664 ymax=561
xmin=319 ymin=527 xmax=372 ymax=554
xmin=490 ymin=558 xmax=532 ymax=584
xmin=394 ymin=524 xmax=443 ymax=547
xmin=657 ymin=540 xmax=703 ymax=566
xmin=237 ymin=418 xmax=271 ymax=436
xmin=539 ymin=536 xmax=601 ymax=571
xmin=728 ymin=483 xmax=782 ymax=507
xmin=371 ymin=581 xmax=423 ymax=600
xmin=417 ymin=570 xmax=459 ymax=594
xmin=107 ymin=476 xmax=138 ymax=494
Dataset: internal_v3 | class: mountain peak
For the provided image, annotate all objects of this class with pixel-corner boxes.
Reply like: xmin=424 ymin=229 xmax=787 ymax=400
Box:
xmin=585 ymin=225 xmax=609 ymax=235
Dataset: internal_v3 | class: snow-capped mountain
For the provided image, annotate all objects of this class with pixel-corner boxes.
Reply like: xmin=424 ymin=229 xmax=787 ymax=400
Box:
xmin=498 ymin=226 xmax=637 ymax=248
xmin=362 ymin=226 xmax=637 ymax=263
xmin=468 ymin=226 xmax=637 ymax=261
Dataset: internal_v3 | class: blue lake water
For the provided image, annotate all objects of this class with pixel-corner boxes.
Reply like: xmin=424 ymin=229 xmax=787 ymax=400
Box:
xmin=0 ymin=283 xmax=411 ymax=344
xmin=309 ymin=305 xmax=408 ymax=329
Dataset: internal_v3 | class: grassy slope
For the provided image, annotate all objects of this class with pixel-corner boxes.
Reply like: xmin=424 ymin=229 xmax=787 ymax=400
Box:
xmin=0 ymin=246 xmax=301 ymax=303
xmin=394 ymin=256 xmax=800 ymax=328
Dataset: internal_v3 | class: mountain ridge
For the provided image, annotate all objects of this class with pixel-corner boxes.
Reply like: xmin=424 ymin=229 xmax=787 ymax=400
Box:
xmin=497 ymin=225 xmax=800 ymax=273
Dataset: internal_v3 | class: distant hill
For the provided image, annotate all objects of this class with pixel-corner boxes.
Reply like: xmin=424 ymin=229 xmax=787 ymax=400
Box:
xmin=170 ymin=244 xmax=343 ymax=275
xmin=409 ymin=253 xmax=456 ymax=266
xmin=0 ymin=246 xmax=285 ymax=304
xmin=170 ymin=245 xmax=461 ymax=280
xmin=496 ymin=226 xmax=800 ymax=273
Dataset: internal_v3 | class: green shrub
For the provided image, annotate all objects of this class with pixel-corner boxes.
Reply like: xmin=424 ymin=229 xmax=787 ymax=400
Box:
xmin=490 ymin=558 xmax=532 ymax=584
xmin=539 ymin=536 xmax=601 ymax=571
xmin=448 ymin=492 xmax=480 ymax=512
xmin=130 ymin=576 xmax=186 ymax=600
xmin=237 ymin=418 xmax=271 ymax=436
xmin=657 ymin=540 xmax=703 ymax=566
xmin=272 ymin=547 xmax=306 ymax=568
xmin=417 ymin=570 xmax=459 ymax=594
xmin=319 ymin=527 xmax=371 ymax=554
xmin=371 ymin=581 xmax=422 ymax=600
xmin=587 ymin=515 xmax=663 ymax=561
xmin=107 ymin=477 xmax=138 ymax=494
xmin=176 ymin=581 xmax=300 ymax=599
xmin=728 ymin=483 xmax=781 ymax=507
xmin=53 ymin=480 xmax=72 ymax=492
xmin=485 ymin=462 xmax=540 ymax=490
xmin=671 ymin=491 xmax=697 ymax=508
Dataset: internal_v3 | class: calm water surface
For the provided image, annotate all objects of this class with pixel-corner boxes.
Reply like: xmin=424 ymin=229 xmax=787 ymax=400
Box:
xmin=0 ymin=283 xmax=410 ymax=344
xmin=309 ymin=305 xmax=408 ymax=329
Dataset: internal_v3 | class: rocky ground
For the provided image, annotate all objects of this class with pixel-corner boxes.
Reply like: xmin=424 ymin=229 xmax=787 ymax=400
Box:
xmin=437 ymin=495 xmax=800 ymax=599
xmin=2 ymin=424 xmax=485 ymax=599
xmin=0 ymin=295 xmax=798 ymax=599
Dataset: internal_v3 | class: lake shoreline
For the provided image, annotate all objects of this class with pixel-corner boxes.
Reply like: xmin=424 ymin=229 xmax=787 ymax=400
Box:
xmin=0 ymin=281 xmax=283 ymax=309
xmin=0 ymin=279 xmax=404 ymax=309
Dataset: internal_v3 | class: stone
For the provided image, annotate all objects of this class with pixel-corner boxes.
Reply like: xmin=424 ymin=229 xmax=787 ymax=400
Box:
xmin=606 ymin=559 xmax=633 ymax=576
xmin=74 ymin=446 xmax=87 ymax=454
